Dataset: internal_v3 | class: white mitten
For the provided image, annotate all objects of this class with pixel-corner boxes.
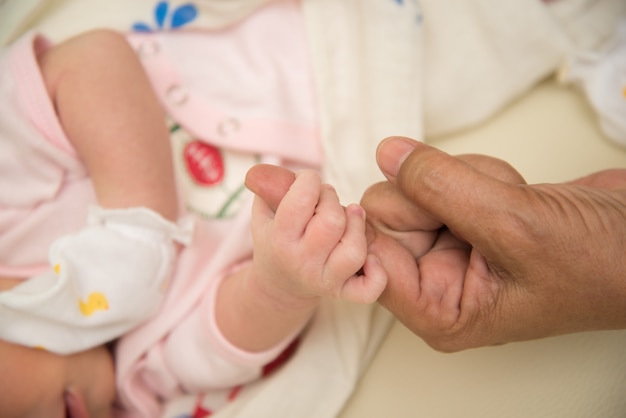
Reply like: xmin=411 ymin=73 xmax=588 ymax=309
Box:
xmin=0 ymin=206 xmax=193 ymax=354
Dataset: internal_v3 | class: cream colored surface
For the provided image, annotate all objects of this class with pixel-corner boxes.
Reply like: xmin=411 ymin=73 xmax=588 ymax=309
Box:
xmin=339 ymin=79 xmax=626 ymax=418
xmin=431 ymin=79 xmax=626 ymax=184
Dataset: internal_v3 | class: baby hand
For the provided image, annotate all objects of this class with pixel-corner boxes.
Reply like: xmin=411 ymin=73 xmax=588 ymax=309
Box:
xmin=249 ymin=168 xmax=387 ymax=305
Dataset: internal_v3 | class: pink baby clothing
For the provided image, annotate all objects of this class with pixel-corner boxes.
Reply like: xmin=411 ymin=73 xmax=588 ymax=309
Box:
xmin=0 ymin=34 xmax=93 ymax=277
xmin=0 ymin=32 xmax=194 ymax=354
xmin=117 ymin=3 xmax=321 ymax=416
xmin=1 ymin=0 xmax=320 ymax=417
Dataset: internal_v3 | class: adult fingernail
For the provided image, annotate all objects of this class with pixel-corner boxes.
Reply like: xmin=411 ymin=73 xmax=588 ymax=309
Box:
xmin=376 ymin=137 xmax=418 ymax=178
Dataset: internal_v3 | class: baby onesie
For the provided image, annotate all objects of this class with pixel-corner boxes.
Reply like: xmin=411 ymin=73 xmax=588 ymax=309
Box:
xmin=0 ymin=0 xmax=321 ymax=416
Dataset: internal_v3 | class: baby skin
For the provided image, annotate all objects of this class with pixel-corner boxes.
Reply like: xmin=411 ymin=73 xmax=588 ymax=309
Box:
xmin=0 ymin=29 xmax=387 ymax=417
xmin=218 ymin=169 xmax=388 ymax=352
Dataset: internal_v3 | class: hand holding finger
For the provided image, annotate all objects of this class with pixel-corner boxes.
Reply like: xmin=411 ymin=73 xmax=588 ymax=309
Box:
xmin=374 ymin=136 xmax=626 ymax=351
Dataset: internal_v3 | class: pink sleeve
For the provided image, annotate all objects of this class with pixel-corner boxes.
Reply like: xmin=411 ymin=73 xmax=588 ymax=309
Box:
xmin=0 ymin=32 xmax=94 ymax=274
xmin=9 ymin=32 xmax=76 ymax=155
xmin=157 ymin=262 xmax=301 ymax=393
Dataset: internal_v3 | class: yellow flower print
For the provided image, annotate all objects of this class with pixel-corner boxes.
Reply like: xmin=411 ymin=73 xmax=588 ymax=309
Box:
xmin=79 ymin=292 xmax=109 ymax=317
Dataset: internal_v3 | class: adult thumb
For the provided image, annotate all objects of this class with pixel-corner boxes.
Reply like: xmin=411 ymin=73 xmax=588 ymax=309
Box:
xmin=377 ymin=137 xmax=523 ymax=255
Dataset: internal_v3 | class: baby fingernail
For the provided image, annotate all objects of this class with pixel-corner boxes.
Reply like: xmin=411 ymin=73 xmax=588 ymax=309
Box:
xmin=348 ymin=204 xmax=366 ymax=219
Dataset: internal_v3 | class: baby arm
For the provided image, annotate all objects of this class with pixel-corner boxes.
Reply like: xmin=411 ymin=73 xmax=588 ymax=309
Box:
xmin=215 ymin=169 xmax=387 ymax=352
xmin=0 ymin=31 xmax=189 ymax=354
xmin=38 ymin=29 xmax=178 ymax=220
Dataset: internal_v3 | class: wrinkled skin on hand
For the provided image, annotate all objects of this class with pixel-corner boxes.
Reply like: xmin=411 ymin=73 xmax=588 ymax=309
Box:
xmin=364 ymin=137 xmax=626 ymax=352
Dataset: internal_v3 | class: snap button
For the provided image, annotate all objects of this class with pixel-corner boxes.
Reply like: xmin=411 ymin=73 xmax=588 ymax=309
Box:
xmin=166 ymin=85 xmax=188 ymax=105
xmin=217 ymin=118 xmax=240 ymax=137
xmin=137 ymin=39 xmax=160 ymax=57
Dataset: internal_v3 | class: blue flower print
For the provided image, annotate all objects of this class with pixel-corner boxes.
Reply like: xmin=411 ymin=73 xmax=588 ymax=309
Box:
xmin=393 ymin=0 xmax=423 ymax=24
xmin=132 ymin=1 xmax=198 ymax=32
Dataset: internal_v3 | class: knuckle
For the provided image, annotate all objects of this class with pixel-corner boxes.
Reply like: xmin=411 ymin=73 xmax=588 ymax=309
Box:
xmin=398 ymin=149 xmax=450 ymax=197
xmin=342 ymin=244 xmax=367 ymax=269
xmin=319 ymin=211 xmax=346 ymax=232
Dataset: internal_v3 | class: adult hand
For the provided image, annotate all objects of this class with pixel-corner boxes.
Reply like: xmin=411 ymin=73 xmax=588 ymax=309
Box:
xmin=363 ymin=136 xmax=626 ymax=352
